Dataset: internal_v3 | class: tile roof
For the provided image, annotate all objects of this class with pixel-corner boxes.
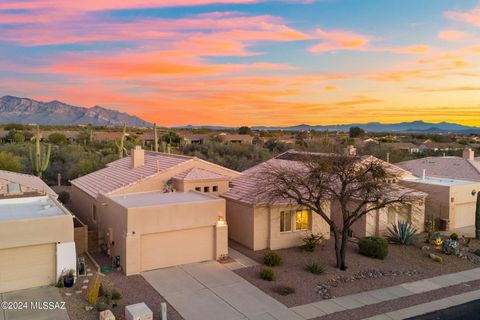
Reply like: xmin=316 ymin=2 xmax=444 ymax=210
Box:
xmin=397 ymin=156 xmax=480 ymax=182
xmin=173 ymin=167 xmax=227 ymax=181
xmin=0 ymin=170 xmax=56 ymax=196
xmin=222 ymin=150 xmax=415 ymax=205
xmin=70 ymin=151 xmax=193 ymax=198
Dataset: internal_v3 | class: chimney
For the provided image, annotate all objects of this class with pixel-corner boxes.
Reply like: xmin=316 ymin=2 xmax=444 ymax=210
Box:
xmin=344 ymin=145 xmax=357 ymax=156
xmin=131 ymin=146 xmax=145 ymax=169
xmin=463 ymin=148 xmax=474 ymax=161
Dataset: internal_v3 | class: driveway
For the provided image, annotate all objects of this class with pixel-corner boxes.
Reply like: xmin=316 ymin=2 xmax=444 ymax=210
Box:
xmin=142 ymin=261 xmax=303 ymax=320
xmin=1 ymin=286 xmax=69 ymax=320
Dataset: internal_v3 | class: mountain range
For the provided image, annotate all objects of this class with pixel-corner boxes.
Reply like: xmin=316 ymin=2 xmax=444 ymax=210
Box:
xmin=0 ymin=95 xmax=151 ymax=127
xmin=1 ymin=95 xmax=478 ymax=133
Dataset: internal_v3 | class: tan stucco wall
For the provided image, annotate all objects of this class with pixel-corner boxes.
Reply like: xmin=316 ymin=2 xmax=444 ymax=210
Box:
xmin=176 ymin=179 xmax=230 ymax=195
xmin=0 ymin=214 xmax=73 ymax=250
xmin=70 ymin=185 xmax=99 ymax=230
xmin=225 ymin=199 xmax=331 ymax=251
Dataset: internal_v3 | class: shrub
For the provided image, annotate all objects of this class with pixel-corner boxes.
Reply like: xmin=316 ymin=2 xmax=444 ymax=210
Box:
xmin=300 ymin=232 xmax=323 ymax=252
xmin=96 ymin=303 xmax=109 ymax=312
xmin=429 ymin=253 xmax=443 ymax=263
xmin=58 ymin=191 xmax=70 ymax=204
xmin=449 ymin=233 xmax=459 ymax=241
xmin=264 ymin=252 xmax=282 ymax=267
xmin=358 ymin=237 xmax=388 ymax=260
xmin=305 ymin=261 xmax=325 ymax=275
xmin=56 ymin=277 xmax=64 ymax=288
xmin=273 ymin=285 xmax=295 ymax=296
xmin=260 ymin=267 xmax=275 ymax=281
xmin=442 ymin=239 xmax=460 ymax=255
xmin=387 ymin=221 xmax=417 ymax=245
xmin=111 ymin=289 xmax=122 ymax=301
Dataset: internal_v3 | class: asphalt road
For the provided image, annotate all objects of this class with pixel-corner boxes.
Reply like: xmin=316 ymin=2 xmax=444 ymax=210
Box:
xmin=408 ymin=299 xmax=480 ymax=320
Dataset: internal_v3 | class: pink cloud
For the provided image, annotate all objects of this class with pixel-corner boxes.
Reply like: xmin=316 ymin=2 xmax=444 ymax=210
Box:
xmin=437 ymin=29 xmax=472 ymax=41
xmin=309 ymin=28 xmax=370 ymax=53
xmin=445 ymin=4 xmax=480 ymax=27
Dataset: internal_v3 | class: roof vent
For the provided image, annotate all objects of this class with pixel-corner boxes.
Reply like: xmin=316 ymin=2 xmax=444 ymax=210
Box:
xmin=131 ymin=146 xmax=145 ymax=169
xmin=6 ymin=182 xmax=22 ymax=195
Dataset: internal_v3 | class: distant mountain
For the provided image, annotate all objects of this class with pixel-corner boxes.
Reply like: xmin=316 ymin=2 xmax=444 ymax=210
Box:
xmin=0 ymin=96 xmax=152 ymax=127
xmin=179 ymin=121 xmax=480 ymax=133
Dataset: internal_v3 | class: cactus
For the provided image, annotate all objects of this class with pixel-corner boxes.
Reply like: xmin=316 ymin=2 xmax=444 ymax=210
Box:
xmin=153 ymin=123 xmax=159 ymax=152
xmin=29 ymin=125 xmax=51 ymax=178
xmin=114 ymin=124 xmax=128 ymax=158
xmin=476 ymin=193 xmax=480 ymax=239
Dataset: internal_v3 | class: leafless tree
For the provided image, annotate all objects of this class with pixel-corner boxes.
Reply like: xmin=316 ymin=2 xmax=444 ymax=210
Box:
xmin=257 ymin=152 xmax=416 ymax=270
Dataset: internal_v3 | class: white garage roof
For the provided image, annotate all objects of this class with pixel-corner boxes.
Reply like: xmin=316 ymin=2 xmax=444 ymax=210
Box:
xmin=0 ymin=196 xmax=64 ymax=221
xmin=403 ymin=176 xmax=478 ymax=187
xmin=108 ymin=191 xmax=220 ymax=208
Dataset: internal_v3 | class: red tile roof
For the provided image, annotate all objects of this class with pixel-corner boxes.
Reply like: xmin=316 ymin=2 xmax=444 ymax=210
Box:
xmin=174 ymin=167 xmax=227 ymax=181
xmin=0 ymin=170 xmax=56 ymax=196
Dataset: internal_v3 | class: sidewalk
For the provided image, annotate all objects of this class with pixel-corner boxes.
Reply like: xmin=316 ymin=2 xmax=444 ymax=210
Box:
xmin=289 ymin=268 xmax=480 ymax=319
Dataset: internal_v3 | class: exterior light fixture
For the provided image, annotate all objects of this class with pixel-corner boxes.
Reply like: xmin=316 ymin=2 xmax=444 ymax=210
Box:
xmin=217 ymin=216 xmax=226 ymax=226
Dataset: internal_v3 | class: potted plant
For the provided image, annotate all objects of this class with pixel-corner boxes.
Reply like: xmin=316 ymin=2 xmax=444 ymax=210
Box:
xmin=63 ymin=269 xmax=75 ymax=288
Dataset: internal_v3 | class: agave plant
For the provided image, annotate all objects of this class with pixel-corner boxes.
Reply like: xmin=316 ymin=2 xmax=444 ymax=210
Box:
xmin=387 ymin=221 xmax=418 ymax=245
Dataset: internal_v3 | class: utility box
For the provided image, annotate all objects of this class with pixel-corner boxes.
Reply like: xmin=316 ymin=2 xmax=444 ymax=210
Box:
xmin=99 ymin=309 xmax=115 ymax=320
xmin=125 ymin=303 xmax=153 ymax=320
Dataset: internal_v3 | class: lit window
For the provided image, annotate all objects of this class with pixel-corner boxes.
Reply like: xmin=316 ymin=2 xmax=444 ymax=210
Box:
xmin=92 ymin=205 xmax=97 ymax=222
xmin=204 ymin=186 xmax=210 ymax=192
xmin=280 ymin=211 xmax=292 ymax=232
xmin=295 ymin=210 xmax=309 ymax=231
xmin=213 ymin=186 xmax=218 ymax=192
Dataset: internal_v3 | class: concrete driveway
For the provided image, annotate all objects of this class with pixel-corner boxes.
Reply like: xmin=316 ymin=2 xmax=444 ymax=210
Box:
xmin=1 ymin=286 xmax=69 ymax=320
xmin=142 ymin=261 xmax=302 ymax=320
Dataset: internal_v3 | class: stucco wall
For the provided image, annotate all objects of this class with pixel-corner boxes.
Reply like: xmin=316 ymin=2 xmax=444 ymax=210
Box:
xmin=70 ymin=185 xmax=98 ymax=230
xmin=225 ymin=199 xmax=255 ymax=249
xmin=177 ymin=179 xmax=230 ymax=195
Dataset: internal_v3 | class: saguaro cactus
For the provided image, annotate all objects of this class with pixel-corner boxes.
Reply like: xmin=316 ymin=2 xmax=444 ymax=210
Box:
xmin=115 ymin=124 xmax=128 ymax=158
xmin=153 ymin=123 xmax=159 ymax=152
xmin=476 ymin=193 xmax=480 ymax=239
xmin=29 ymin=125 xmax=51 ymax=178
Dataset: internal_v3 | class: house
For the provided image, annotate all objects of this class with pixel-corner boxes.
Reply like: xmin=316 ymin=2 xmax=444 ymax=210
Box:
xmin=0 ymin=170 xmax=76 ymax=293
xmin=217 ymin=133 xmax=254 ymax=144
xmin=181 ymin=133 xmax=210 ymax=144
xmin=418 ymin=141 xmax=464 ymax=152
xmin=397 ymin=148 xmax=480 ymax=230
xmin=70 ymin=147 xmax=240 ymax=275
xmin=385 ymin=142 xmax=421 ymax=154
xmin=221 ymin=150 xmax=426 ymax=250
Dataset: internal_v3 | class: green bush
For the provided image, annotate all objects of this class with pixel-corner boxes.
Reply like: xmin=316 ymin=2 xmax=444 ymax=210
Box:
xmin=260 ymin=267 xmax=275 ymax=281
xmin=387 ymin=221 xmax=417 ymax=245
xmin=58 ymin=191 xmax=70 ymax=204
xmin=300 ymin=232 xmax=323 ymax=252
xmin=111 ymin=289 xmax=122 ymax=301
xmin=450 ymin=233 xmax=459 ymax=241
xmin=305 ymin=261 xmax=325 ymax=275
xmin=264 ymin=251 xmax=282 ymax=267
xmin=358 ymin=237 xmax=388 ymax=259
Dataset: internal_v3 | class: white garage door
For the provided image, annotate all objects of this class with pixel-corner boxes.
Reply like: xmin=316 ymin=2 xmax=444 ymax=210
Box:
xmin=0 ymin=243 xmax=56 ymax=293
xmin=140 ymin=227 xmax=215 ymax=272
xmin=455 ymin=203 xmax=476 ymax=229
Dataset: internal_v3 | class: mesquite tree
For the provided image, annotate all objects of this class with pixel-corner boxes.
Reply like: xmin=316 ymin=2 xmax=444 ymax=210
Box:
xmin=257 ymin=152 xmax=416 ymax=270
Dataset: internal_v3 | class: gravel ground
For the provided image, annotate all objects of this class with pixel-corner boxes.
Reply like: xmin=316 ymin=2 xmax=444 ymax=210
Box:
xmin=231 ymin=238 xmax=476 ymax=307
xmin=63 ymin=254 xmax=183 ymax=320
xmin=314 ymin=279 xmax=480 ymax=320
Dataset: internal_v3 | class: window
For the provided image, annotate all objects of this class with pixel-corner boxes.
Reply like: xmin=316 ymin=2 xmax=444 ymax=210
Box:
xmin=92 ymin=205 xmax=97 ymax=222
xmin=204 ymin=186 xmax=210 ymax=192
xmin=280 ymin=211 xmax=292 ymax=232
xmin=280 ymin=209 xmax=309 ymax=232
xmin=213 ymin=186 xmax=218 ymax=192
xmin=195 ymin=187 xmax=201 ymax=192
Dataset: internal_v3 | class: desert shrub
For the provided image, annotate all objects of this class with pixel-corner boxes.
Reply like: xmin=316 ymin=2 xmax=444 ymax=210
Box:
xmin=56 ymin=277 xmax=64 ymax=288
xmin=58 ymin=191 xmax=70 ymax=204
xmin=429 ymin=253 xmax=443 ymax=263
xmin=300 ymin=232 xmax=323 ymax=252
xmin=273 ymin=285 xmax=295 ymax=296
xmin=111 ymin=289 xmax=122 ymax=301
xmin=305 ymin=261 xmax=325 ymax=275
xmin=260 ymin=267 xmax=275 ymax=281
xmin=358 ymin=237 xmax=388 ymax=260
xmin=474 ymin=249 xmax=480 ymax=257
xmin=387 ymin=221 xmax=417 ymax=245
xmin=449 ymin=233 xmax=459 ymax=241
xmin=264 ymin=251 xmax=282 ymax=267
xmin=442 ymin=239 xmax=460 ymax=255
xmin=96 ymin=303 xmax=109 ymax=312
xmin=462 ymin=236 xmax=471 ymax=247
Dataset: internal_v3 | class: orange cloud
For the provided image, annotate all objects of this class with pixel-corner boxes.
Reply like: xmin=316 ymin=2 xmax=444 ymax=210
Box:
xmin=438 ymin=29 xmax=472 ymax=41
xmin=393 ymin=45 xmax=431 ymax=54
xmin=445 ymin=4 xmax=480 ymax=27
xmin=310 ymin=28 xmax=369 ymax=53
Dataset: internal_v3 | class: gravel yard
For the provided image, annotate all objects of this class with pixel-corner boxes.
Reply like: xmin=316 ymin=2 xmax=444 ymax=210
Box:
xmin=62 ymin=254 xmax=183 ymax=320
xmin=231 ymin=237 xmax=479 ymax=307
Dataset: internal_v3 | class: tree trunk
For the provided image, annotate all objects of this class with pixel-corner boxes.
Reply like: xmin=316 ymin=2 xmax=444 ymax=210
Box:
xmin=332 ymin=228 xmax=343 ymax=269
xmin=339 ymin=228 xmax=349 ymax=270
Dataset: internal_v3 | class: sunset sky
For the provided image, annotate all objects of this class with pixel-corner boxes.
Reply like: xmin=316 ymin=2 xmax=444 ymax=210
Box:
xmin=1 ymin=0 xmax=480 ymax=126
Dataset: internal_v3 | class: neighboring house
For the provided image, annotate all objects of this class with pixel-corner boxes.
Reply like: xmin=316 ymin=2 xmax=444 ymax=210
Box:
xmin=0 ymin=170 xmax=76 ymax=293
xmin=221 ymin=150 xmax=426 ymax=250
xmin=217 ymin=133 xmax=254 ymax=144
xmin=397 ymin=148 xmax=480 ymax=230
xmin=385 ymin=142 xmax=420 ymax=154
xmin=70 ymin=147 xmax=240 ymax=275
xmin=419 ymin=142 xmax=464 ymax=152
xmin=181 ymin=133 xmax=210 ymax=144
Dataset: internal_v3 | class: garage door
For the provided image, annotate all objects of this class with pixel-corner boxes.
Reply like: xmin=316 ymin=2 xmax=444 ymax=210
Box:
xmin=140 ymin=226 xmax=215 ymax=271
xmin=455 ymin=203 xmax=476 ymax=229
xmin=0 ymin=243 xmax=56 ymax=293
